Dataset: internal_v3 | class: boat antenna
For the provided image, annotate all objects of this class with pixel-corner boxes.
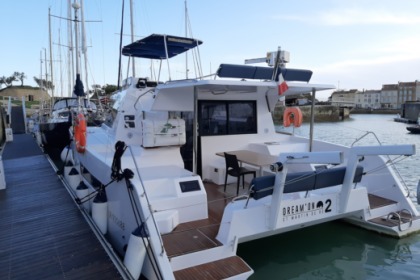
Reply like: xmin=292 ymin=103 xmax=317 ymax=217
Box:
xmin=271 ymin=46 xmax=282 ymax=81
xmin=117 ymin=0 xmax=125 ymax=89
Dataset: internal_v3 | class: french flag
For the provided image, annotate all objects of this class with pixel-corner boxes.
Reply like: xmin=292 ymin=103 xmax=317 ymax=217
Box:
xmin=278 ymin=73 xmax=288 ymax=95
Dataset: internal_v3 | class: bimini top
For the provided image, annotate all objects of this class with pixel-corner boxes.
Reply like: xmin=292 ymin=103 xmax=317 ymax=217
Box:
xmin=122 ymin=34 xmax=203 ymax=59
xmin=216 ymin=64 xmax=313 ymax=82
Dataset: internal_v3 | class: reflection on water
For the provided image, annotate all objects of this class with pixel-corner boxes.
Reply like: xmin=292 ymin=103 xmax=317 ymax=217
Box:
xmin=239 ymin=115 xmax=420 ymax=279
xmin=238 ymin=222 xmax=420 ymax=280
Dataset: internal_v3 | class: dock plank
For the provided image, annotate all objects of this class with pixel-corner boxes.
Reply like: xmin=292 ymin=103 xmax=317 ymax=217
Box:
xmin=0 ymin=134 xmax=122 ymax=280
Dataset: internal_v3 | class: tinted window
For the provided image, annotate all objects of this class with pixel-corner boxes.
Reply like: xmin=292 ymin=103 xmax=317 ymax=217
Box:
xmin=199 ymin=100 xmax=257 ymax=136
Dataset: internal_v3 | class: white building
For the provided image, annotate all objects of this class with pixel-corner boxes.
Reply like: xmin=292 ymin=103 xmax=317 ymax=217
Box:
xmin=356 ymin=90 xmax=381 ymax=109
xmin=330 ymin=81 xmax=420 ymax=110
xmin=330 ymin=89 xmax=358 ymax=107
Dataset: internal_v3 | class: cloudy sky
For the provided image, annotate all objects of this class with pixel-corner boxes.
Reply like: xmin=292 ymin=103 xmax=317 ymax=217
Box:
xmin=2 ymin=0 xmax=420 ymax=100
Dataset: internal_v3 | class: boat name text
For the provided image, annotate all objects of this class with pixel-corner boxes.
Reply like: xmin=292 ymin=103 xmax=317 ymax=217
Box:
xmin=108 ymin=210 xmax=125 ymax=231
xmin=282 ymin=199 xmax=332 ymax=222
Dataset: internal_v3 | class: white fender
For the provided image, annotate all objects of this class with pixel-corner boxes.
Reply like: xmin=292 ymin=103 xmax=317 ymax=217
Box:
xmin=66 ymin=167 xmax=81 ymax=192
xmin=124 ymin=226 xmax=148 ymax=279
xmin=60 ymin=146 xmax=74 ymax=164
xmin=76 ymin=182 xmax=90 ymax=211
xmin=92 ymin=191 xmax=108 ymax=234
xmin=63 ymin=161 xmax=73 ymax=178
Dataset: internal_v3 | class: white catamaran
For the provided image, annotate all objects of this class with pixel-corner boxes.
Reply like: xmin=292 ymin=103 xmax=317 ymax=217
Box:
xmin=62 ymin=34 xmax=420 ymax=279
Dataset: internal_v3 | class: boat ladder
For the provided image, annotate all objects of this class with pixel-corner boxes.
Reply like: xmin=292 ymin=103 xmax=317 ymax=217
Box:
xmin=385 ymin=209 xmax=413 ymax=231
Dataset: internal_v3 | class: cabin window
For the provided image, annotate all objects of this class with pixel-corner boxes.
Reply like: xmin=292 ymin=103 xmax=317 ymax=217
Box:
xmin=198 ymin=100 xmax=257 ymax=136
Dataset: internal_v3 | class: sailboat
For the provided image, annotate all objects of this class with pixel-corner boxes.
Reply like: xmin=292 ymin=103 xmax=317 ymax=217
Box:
xmin=38 ymin=1 xmax=102 ymax=151
xmin=60 ymin=32 xmax=420 ymax=279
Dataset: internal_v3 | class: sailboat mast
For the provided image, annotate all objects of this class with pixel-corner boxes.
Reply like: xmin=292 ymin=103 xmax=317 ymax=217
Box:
xmin=58 ymin=30 xmax=63 ymax=97
xmin=67 ymin=0 xmax=73 ymax=97
xmin=48 ymin=7 xmax=54 ymax=99
xmin=185 ymin=0 xmax=188 ymax=79
xmin=44 ymin=49 xmax=48 ymax=93
xmin=73 ymin=1 xmax=80 ymax=78
xmin=130 ymin=0 xmax=135 ymax=77
xmin=80 ymin=0 xmax=89 ymax=101
xmin=40 ymin=51 xmax=43 ymax=90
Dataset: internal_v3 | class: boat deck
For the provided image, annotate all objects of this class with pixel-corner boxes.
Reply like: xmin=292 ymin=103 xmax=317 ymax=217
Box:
xmin=0 ymin=134 xmax=122 ymax=279
xmin=163 ymin=182 xmax=253 ymax=278
xmin=162 ymin=182 xmax=229 ymax=258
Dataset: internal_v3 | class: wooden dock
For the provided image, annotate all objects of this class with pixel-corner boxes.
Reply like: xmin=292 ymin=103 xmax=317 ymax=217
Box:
xmin=0 ymin=134 xmax=125 ymax=279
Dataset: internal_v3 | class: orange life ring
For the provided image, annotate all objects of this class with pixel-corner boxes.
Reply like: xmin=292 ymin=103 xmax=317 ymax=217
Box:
xmin=283 ymin=107 xmax=303 ymax=127
xmin=74 ymin=112 xmax=87 ymax=153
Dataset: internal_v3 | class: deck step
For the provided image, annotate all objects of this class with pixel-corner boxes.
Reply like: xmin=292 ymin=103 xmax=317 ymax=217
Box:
xmin=368 ymin=194 xmax=397 ymax=209
xmin=367 ymin=193 xmax=401 ymax=220
xmin=173 ymin=256 xmax=252 ymax=280
xmin=369 ymin=210 xmax=420 ymax=227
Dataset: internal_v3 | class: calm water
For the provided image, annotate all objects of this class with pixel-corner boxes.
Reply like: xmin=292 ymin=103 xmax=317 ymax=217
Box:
xmin=238 ymin=114 xmax=420 ymax=280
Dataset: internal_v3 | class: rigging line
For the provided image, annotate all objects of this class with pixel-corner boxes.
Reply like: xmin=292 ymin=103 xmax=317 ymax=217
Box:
xmin=126 ymin=147 xmax=167 ymax=280
xmin=117 ymin=0 xmax=125 ymax=89
xmin=362 ymin=155 xmax=408 ymax=174
xmin=127 ymin=146 xmax=165 ymax=248
xmin=124 ymin=180 xmax=163 ymax=280
xmin=86 ymin=60 xmax=104 ymax=111
xmin=365 ymin=155 xmax=412 ymax=184
xmin=362 ymin=155 xmax=412 ymax=196
xmin=51 ymin=14 xmax=102 ymax=22
xmin=125 ymin=179 xmax=142 ymax=227
xmin=110 ymin=141 xmax=163 ymax=279
xmin=75 ymin=178 xmax=117 ymax=204
xmin=347 ymin=129 xmax=411 ymax=194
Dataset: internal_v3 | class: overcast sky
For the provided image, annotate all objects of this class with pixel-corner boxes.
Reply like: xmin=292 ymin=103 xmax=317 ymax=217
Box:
xmin=2 ymin=0 xmax=420 ymax=100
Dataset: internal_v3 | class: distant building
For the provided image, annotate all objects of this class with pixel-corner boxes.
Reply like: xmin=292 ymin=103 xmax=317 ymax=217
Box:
xmin=329 ymin=81 xmax=420 ymax=110
xmin=0 ymin=86 xmax=49 ymax=102
xmin=330 ymin=89 xmax=358 ymax=107
xmin=356 ymin=89 xmax=381 ymax=109
xmin=398 ymin=81 xmax=420 ymax=108
xmin=381 ymin=84 xmax=398 ymax=109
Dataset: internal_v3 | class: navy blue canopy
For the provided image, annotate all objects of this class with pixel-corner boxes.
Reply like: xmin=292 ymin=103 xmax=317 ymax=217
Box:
xmin=122 ymin=34 xmax=203 ymax=59
xmin=216 ymin=64 xmax=313 ymax=82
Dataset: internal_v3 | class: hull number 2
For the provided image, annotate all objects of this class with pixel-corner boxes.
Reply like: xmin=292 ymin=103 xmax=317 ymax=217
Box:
xmin=281 ymin=196 xmax=335 ymax=224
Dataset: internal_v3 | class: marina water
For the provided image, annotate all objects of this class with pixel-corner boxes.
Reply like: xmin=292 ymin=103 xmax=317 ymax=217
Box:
xmin=238 ymin=114 xmax=420 ymax=280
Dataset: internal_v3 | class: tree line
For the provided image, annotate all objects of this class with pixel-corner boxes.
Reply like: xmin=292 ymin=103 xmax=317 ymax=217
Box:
xmin=0 ymin=72 xmax=26 ymax=88
xmin=0 ymin=71 xmax=117 ymax=95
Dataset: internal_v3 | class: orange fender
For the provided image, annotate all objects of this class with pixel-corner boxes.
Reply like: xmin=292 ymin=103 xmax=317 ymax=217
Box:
xmin=74 ymin=113 xmax=87 ymax=153
xmin=283 ymin=107 xmax=303 ymax=127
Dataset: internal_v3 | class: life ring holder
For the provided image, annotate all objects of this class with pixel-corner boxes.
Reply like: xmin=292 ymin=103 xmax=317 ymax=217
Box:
xmin=74 ymin=112 xmax=87 ymax=153
xmin=283 ymin=107 xmax=303 ymax=127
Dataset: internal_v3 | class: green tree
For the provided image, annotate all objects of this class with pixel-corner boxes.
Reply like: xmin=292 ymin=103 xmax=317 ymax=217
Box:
xmin=90 ymin=84 xmax=104 ymax=95
xmin=5 ymin=76 xmax=17 ymax=87
xmin=14 ymin=71 xmax=26 ymax=86
xmin=33 ymin=76 xmax=54 ymax=90
xmin=103 ymin=84 xmax=117 ymax=95
xmin=0 ymin=76 xmax=6 ymax=88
